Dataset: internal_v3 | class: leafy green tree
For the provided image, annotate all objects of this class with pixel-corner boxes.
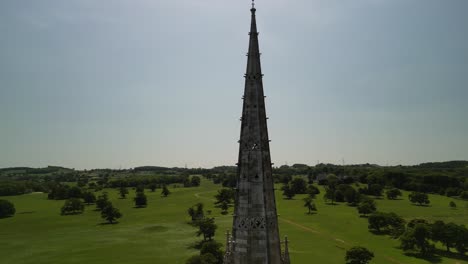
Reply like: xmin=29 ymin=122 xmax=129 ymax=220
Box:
xmin=214 ymin=188 xmax=234 ymax=206
xmin=282 ymin=184 xmax=295 ymax=200
xmin=291 ymin=177 xmax=307 ymax=194
xmin=400 ymin=223 xmax=434 ymax=256
xmin=149 ymin=183 xmax=157 ymax=192
xmin=368 ymin=212 xmax=388 ymax=232
xmin=188 ymin=203 xmax=205 ymax=222
xmin=0 ymin=199 xmax=16 ymax=218
xmin=368 ymin=184 xmax=383 ymax=197
xmin=454 ymin=225 xmax=468 ymax=255
xmin=460 ymin=191 xmax=468 ymax=200
xmin=386 ymin=188 xmax=402 ymax=200
xmin=83 ymin=191 xmax=96 ymax=205
xmin=409 ymin=192 xmax=430 ymax=206
xmin=431 ymin=221 xmax=457 ymax=252
xmin=96 ymin=192 xmax=110 ymax=211
xmin=161 ymin=185 xmax=171 ymax=197
xmin=324 ymin=187 xmax=336 ymax=204
xmin=344 ymin=187 xmax=360 ymax=206
xmin=196 ymin=218 xmax=217 ymax=241
xmin=306 ymin=184 xmax=320 ymax=199
xmin=186 ymin=254 xmax=217 ymax=264
xmin=119 ymin=186 xmax=129 ymax=198
xmin=345 ymin=246 xmax=374 ymax=264
xmin=220 ymin=201 xmax=229 ymax=215
xmin=68 ymin=186 xmax=83 ymax=198
xmin=357 ymin=200 xmax=376 ymax=216
xmin=61 ymin=198 xmax=85 ymax=215
xmin=449 ymin=201 xmax=456 ymax=209
xmin=101 ymin=203 xmax=122 ymax=224
xmin=134 ymin=191 xmax=147 ymax=208
xmin=303 ymin=197 xmax=317 ymax=214
xmin=191 ymin=176 xmax=201 ymax=187
xmin=368 ymin=212 xmax=405 ymax=236
xmin=200 ymin=240 xmax=224 ymax=264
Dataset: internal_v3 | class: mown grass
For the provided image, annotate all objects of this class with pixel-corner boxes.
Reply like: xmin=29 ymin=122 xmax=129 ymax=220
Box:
xmin=0 ymin=179 xmax=467 ymax=264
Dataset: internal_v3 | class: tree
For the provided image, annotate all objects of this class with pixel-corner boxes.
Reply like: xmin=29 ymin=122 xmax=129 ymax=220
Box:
xmin=149 ymin=183 xmax=157 ymax=192
xmin=101 ymin=203 xmax=122 ymax=224
xmin=196 ymin=217 xmax=217 ymax=241
xmin=368 ymin=212 xmax=405 ymax=237
xmin=324 ymin=187 xmax=336 ymax=204
xmin=134 ymin=191 xmax=147 ymax=208
xmin=368 ymin=184 xmax=383 ymax=197
xmin=306 ymin=184 xmax=320 ymax=199
xmin=60 ymin=198 xmax=85 ymax=215
xmin=386 ymin=188 xmax=402 ymax=200
xmin=344 ymin=187 xmax=360 ymax=206
xmin=282 ymin=184 xmax=295 ymax=200
xmin=454 ymin=225 xmax=468 ymax=255
xmin=96 ymin=192 xmax=110 ymax=211
xmin=186 ymin=254 xmax=217 ymax=264
xmin=0 ymin=199 xmax=15 ymax=218
xmin=214 ymin=189 xmax=234 ymax=206
xmin=119 ymin=186 xmax=129 ymax=198
xmin=431 ymin=221 xmax=457 ymax=252
xmin=303 ymin=197 xmax=317 ymax=214
xmin=368 ymin=212 xmax=388 ymax=232
xmin=409 ymin=192 xmax=430 ymax=206
xmin=400 ymin=223 xmax=434 ymax=256
xmin=83 ymin=191 xmax=96 ymax=205
xmin=188 ymin=203 xmax=205 ymax=222
xmin=200 ymin=240 xmax=224 ymax=264
xmin=191 ymin=176 xmax=201 ymax=187
xmin=220 ymin=201 xmax=229 ymax=215
xmin=161 ymin=185 xmax=171 ymax=197
xmin=345 ymin=246 xmax=374 ymax=264
xmin=357 ymin=201 xmax=376 ymax=217
xmin=290 ymin=177 xmax=307 ymax=194
xmin=449 ymin=201 xmax=456 ymax=209
xmin=326 ymin=174 xmax=339 ymax=190
xmin=68 ymin=186 xmax=83 ymax=198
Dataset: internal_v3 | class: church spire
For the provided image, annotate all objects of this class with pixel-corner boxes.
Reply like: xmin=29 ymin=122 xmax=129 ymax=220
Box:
xmin=224 ymin=2 xmax=289 ymax=264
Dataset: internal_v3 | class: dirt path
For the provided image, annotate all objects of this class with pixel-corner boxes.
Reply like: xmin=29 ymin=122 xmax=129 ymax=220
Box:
xmin=194 ymin=190 xmax=217 ymax=202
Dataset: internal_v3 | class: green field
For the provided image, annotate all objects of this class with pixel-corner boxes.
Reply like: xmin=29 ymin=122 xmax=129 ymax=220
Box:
xmin=1 ymin=179 xmax=467 ymax=264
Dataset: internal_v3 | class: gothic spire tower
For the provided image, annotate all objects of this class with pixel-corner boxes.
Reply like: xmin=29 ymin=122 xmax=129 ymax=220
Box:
xmin=225 ymin=2 xmax=290 ymax=264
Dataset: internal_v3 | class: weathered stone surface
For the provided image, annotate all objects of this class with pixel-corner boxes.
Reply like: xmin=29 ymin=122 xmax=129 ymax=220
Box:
xmin=224 ymin=4 xmax=290 ymax=264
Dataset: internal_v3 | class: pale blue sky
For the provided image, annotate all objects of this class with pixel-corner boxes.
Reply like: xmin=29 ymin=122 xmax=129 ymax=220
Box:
xmin=1 ymin=0 xmax=467 ymax=169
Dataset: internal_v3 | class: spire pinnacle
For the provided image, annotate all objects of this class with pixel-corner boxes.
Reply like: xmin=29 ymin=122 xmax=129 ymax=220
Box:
xmin=252 ymin=0 xmax=255 ymax=9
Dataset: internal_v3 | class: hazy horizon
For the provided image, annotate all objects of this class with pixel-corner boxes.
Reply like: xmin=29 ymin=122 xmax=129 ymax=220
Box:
xmin=1 ymin=0 xmax=467 ymax=170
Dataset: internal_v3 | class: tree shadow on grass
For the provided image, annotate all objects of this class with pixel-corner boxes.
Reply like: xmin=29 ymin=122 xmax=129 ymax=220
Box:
xmin=434 ymin=249 xmax=468 ymax=262
xmin=97 ymin=221 xmax=119 ymax=225
xmin=411 ymin=204 xmax=431 ymax=207
xmin=369 ymin=229 xmax=391 ymax=236
xmin=187 ymin=240 xmax=206 ymax=250
xmin=18 ymin=211 xmax=35 ymax=214
xmin=404 ymin=252 xmax=442 ymax=263
xmin=304 ymin=212 xmax=318 ymax=215
xmin=0 ymin=215 xmax=14 ymax=219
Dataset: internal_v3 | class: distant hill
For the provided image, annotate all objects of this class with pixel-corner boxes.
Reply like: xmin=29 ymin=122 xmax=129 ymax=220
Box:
xmin=416 ymin=161 xmax=468 ymax=169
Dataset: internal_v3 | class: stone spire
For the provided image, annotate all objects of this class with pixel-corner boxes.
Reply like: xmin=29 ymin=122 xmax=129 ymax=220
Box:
xmin=225 ymin=3 xmax=289 ymax=264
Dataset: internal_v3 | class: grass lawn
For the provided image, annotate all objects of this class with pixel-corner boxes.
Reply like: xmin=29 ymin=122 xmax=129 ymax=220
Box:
xmin=1 ymin=179 xmax=467 ymax=264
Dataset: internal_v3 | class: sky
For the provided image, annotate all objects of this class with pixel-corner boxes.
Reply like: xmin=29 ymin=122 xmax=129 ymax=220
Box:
xmin=1 ymin=0 xmax=467 ymax=169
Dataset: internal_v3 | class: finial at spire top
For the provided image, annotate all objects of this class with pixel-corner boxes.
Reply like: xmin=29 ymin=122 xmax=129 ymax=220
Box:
xmin=252 ymin=0 xmax=255 ymax=9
